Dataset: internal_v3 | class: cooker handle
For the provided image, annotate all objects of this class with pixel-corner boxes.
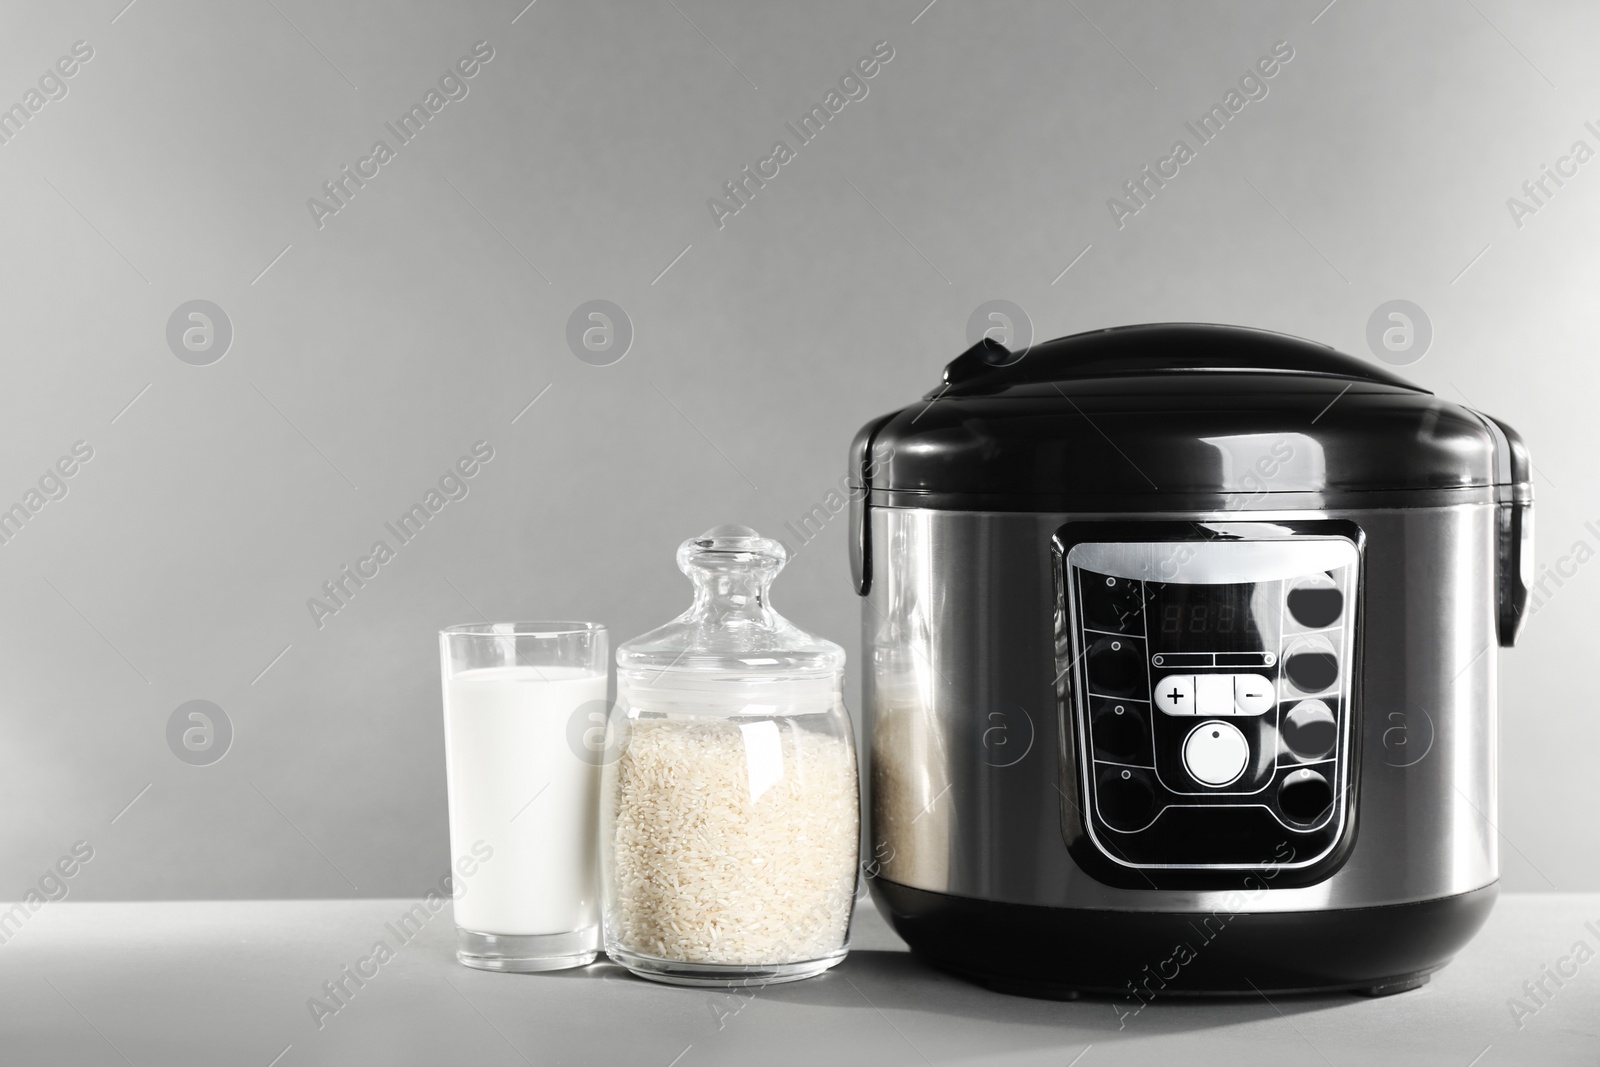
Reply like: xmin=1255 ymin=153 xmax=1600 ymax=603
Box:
xmin=942 ymin=337 xmax=1015 ymax=386
xmin=1483 ymin=414 xmax=1532 ymax=647
xmin=849 ymin=411 xmax=899 ymax=597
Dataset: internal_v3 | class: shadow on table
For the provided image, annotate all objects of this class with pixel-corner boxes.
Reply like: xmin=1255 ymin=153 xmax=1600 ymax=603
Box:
xmin=527 ymin=947 xmax=1365 ymax=1039
xmin=817 ymin=950 xmax=1356 ymax=1033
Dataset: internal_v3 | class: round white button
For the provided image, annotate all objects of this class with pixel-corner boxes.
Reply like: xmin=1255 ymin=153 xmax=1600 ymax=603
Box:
xmin=1183 ymin=720 xmax=1249 ymax=787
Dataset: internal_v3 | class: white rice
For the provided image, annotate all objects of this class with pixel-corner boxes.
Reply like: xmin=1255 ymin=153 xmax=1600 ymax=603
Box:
xmin=605 ymin=717 xmax=858 ymax=965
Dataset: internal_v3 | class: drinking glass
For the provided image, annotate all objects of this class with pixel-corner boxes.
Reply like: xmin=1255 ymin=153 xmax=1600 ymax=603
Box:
xmin=440 ymin=622 xmax=607 ymax=971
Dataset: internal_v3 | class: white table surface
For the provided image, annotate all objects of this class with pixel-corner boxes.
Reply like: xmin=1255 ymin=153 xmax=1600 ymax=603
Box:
xmin=1 ymin=893 xmax=1595 ymax=1066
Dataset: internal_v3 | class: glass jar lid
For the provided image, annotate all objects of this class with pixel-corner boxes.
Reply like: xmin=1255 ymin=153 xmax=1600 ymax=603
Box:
xmin=616 ymin=525 xmax=844 ymax=693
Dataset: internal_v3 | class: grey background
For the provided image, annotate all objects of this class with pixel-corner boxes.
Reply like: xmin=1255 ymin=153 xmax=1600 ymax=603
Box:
xmin=1 ymin=0 xmax=1594 ymax=901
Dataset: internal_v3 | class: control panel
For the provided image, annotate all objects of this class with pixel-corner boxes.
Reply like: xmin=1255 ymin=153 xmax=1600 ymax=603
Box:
xmin=1056 ymin=528 xmax=1360 ymax=875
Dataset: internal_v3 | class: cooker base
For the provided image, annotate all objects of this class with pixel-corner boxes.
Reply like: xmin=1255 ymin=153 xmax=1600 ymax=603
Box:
xmin=871 ymin=878 xmax=1496 ymax=999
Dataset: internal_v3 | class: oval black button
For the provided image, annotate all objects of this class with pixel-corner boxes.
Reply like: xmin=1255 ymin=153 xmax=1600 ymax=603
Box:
xmin=1288 ymin=586 xmax=1344 ymax=629
xmin=1286 ymin=651 xmax=1339 ymax=693
xmin=1279 ymin=769 xmax=1334 ymax=825
xmin=1097 ymin=768 xmax=1157 ymax=831
xmin=1092 ymin=702 xmax=1149 ymax=763
xmin=1283 ymin=700 xmax=1337 ymax=761
xmin=1087 ymin=637 xmax=1144 ymax=696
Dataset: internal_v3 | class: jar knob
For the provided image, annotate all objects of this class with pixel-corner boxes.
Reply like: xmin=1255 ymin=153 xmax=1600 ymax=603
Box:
xmin=676 ymin=526 xmax=787 ymax=623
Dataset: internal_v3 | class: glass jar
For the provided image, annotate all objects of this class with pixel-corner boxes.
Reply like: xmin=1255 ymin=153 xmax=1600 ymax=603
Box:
xmin=600 ymin=525 xmax=859 ymax=987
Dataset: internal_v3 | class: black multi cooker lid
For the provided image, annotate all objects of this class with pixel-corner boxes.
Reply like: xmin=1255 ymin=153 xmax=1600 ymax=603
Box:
xmin=937 ymin=322 xmax=1422 ymax=396
xmin=849 ymin=323 xmax=1530 ymax=510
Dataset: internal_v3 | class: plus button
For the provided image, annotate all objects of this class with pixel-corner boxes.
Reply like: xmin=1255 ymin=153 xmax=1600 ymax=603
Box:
xmin=1154 ymin=674 xmax=1195 ymax=715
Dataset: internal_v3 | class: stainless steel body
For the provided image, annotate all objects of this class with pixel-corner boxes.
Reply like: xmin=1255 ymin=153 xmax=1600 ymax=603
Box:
xmin=865 ymin=501 xmax=1498 ymax=913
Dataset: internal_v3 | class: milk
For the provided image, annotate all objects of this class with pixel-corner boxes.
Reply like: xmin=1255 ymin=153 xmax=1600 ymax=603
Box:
xmin=443 ymin=665 xmax=605 ymax=935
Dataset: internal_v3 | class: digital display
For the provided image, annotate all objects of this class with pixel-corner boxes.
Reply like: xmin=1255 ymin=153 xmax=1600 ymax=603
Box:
xmin=1161 ymin=600 xmax=1244 ymax=635
xmin=1148 ymin=582 xmax=1268 ymax=653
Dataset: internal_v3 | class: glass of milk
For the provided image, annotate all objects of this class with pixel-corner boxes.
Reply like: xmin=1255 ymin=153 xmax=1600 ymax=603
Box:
xmin=440 ymin=622 xmax=608 ymax=971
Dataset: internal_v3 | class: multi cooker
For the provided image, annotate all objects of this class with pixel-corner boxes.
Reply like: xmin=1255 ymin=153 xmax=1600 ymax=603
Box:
xmin=850 ymin=323 xmax=1531 ymax=997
